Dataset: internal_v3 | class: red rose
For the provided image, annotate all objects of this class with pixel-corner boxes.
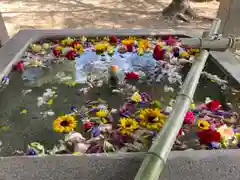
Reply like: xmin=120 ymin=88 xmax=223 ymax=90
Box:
xmin=126 ymin=44 xmax=133 ymax=52
xmin=109 ymin=36 xmax=118 ymax=44
xmin=197 ymin=129 xmax=221 ymax=144
xmin=83 ymin=121 xmax=93 ymax=129
xmin=71 ymin=40 xmax=81 ymax=49
xmin=53 ymin=49 xmax=61 ymax=57
xmin=153 ymin=45 xmax=164 ymax=61
xmin=65 ymin=50 xmax=77 ymax=60
xmin=206 ymin=100 xmax=221 ymax=111
xmin=125 ymin=72 xmax=139 ymax=80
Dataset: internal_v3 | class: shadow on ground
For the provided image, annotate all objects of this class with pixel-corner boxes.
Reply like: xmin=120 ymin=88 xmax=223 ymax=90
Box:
xmin=0 ymin=0 xmax=218 ymax=36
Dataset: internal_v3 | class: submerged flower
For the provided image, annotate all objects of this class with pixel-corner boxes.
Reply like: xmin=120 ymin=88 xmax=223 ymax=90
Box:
xmin=118 ymin=117 xmax=139 ymax=135
xmin=197 ymin=129 xmax=221 ymax=144
xmin=96 ymin=109 xmax=109 ymax=118
xmin=53 ymin=115 xmax=77 ymax=133
xmin=206 ymin=100 xmax=221 ymax=111
xmin=139 ymin=108 xmax=166 ymax=130
xmin=197 ymin=119 xmax=210 ymax=130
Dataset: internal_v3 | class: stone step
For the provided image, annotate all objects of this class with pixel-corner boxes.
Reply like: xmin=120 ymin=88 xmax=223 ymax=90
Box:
xmin=0 ymin=150 xmax=239 ymax=180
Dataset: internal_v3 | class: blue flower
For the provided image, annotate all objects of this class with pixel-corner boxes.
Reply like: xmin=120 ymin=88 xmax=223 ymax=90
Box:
xmin=91 ymin=126 xmax=101 ymax=137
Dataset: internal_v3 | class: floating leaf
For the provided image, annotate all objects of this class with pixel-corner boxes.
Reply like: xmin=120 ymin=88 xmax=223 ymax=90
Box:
xmin=151 ymin=100 xmax=161 ymax=109
xmin=20 ymin=109 xmax=28 ymax=114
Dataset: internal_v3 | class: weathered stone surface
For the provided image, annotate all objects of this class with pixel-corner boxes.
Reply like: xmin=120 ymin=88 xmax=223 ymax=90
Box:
xmin=0 ymin=150 xmax=240 ymax=180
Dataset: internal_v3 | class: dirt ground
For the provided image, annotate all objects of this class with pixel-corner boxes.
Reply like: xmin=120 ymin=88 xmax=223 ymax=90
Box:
xmin=0 ymin=0 xmax=219 ymax=37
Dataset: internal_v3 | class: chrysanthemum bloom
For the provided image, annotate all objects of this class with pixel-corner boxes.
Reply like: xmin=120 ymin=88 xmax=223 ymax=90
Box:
xmin=197 ymin=119 xmax=211 ymax=130
xmin=53 ymin=115 xmax=77 ymax=133
xmin=96 ymin=109 xmax=109 ymax=118
xmin=118 ymin=117 xmax=139 ymax=135
xmin=139 ymin=108 xmax=166 ymax=130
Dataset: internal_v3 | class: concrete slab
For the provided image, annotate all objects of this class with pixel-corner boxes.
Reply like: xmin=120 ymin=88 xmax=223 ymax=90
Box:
xmin=0 ymin=150 xmax=239 ymax=180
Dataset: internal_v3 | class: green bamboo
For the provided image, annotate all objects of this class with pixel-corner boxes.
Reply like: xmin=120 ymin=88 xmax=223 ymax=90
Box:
xmin=134 ymin=18 xmax=221 ymax=180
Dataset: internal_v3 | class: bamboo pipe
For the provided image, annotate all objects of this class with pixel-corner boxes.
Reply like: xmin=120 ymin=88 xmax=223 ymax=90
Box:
xmin=134 ymin=18 xmax=221 ymax=180
xmin=180 ymin=35 xmax=240 ymax=51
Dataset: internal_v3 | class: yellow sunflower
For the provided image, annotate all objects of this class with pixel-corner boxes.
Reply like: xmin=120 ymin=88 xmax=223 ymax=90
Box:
xmin=118 ymin=117 xmax=139 ymax=135
xmin=197 ymin=119 xmax=210 ymax=130
xmin=53 ymin=115 xmax=77 ymax=133
xmin=139 ymin=108 xmax=166 ymax=130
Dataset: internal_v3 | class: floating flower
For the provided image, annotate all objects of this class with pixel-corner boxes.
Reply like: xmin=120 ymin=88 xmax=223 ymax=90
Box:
xmin=184 ymin=111 xmax=195 ymax=125
xmin=217 ymin=125 xmax=235 ymax=141
xmin=62 ymin=37 xmax=74 ymax=46
xmin=15 ymin=61 xmax=25 ymax=72
xmin=53 ymin=115 xmax=77 ymax=133
xmin=197 ymin=119 xmax=210 ymax=130
xmin=179 ymin=51 xmax=189 ymax=58
xmin=107 ymin=45 xmax=115 ymax=56
xmin=207 ymin=141 xmax=221 ymax=149
xmin=206 ymin=100 xmax=221 ymax=111
xmin=95 ymin=43 xmax=108 ymax=53
xmin=118 ymin=117 xmax=139 ymax=135
xmin=197 ymin=129 xmax=221 ymax=144
xmin=53 ymin=48 xmax=61 ymax=56
xmin=83 ymin=121 xmax=93 ymax=130
xmin=139 ymin=108 xmax=166 ymax=130
xmin=96 ymin=109 xmax=109 ymax=118
xmin=153 ymin=45 xmax=164 ymax=60
xmin=166 ymin=36 xmax=177 ymax=46
xmin=65 ymin=50 xmax=77 ymax=60
xmin=27 ymin=142 xmax=45 ymax=156
xmin=31 ymin=44 xmax=42 ymax=53
xmin=138 ymin=48 xmax=144 ymax=56
xmin=138 ymin=39 xmax=150 ymax=49
xmin=130 ymin=92 xmax=142 ymax=103
xmin=109 ymin=35 xmax=118 ymax=44
xmin=122 ymin=38 xmax=134 ymax=46
xmin=125 ymin=72 xmax=139 ymax=80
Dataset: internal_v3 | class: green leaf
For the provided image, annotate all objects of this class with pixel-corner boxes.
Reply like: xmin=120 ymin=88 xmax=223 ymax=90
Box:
xmin=151 ymin=100 xmax=161 ymax=109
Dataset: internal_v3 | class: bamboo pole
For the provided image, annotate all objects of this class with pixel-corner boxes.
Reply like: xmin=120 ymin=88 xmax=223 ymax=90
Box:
xmin=180 ymin=36 xmax=240 ymax=51
xmin=134 ymin=18 xmax=221 ymax=180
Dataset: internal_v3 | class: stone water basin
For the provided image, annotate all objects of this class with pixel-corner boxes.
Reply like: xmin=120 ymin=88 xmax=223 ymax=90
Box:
xmin=0 ymin=30 xmax=239 ymax=156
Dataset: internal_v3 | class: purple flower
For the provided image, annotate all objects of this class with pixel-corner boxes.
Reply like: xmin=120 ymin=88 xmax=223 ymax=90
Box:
xmin=91 ymin=126 xmax=101 ymax=137
xmin=27 ymin=148 xmax=37 ymax=155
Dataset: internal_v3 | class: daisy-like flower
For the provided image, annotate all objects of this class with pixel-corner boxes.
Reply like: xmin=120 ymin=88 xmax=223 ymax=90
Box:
xmin=118 ymin=117 xmax=139 ymax=135
xmin=53 ymin=115 xmax=77 ymax=133
xmin=197 ymin=119 xmax=210 ymax=130
xmin=139 ymin=108 xmax=166 ymax=130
